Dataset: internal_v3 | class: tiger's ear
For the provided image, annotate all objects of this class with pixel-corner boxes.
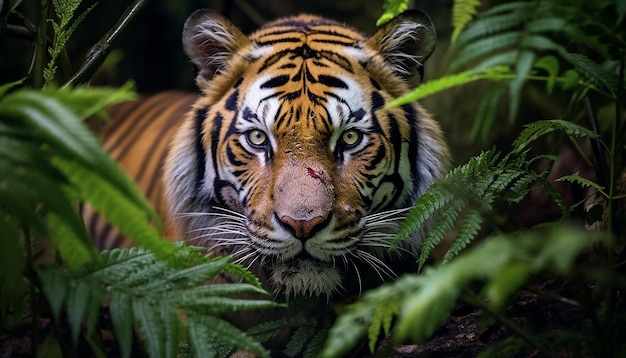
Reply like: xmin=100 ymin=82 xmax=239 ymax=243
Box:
xmin=182 ymin=9 xmax=250 ymax=87
xmin=366 ymin=10 xmax=436 ymax=85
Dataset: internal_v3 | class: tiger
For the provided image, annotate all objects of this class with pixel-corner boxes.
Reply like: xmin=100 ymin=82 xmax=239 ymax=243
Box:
xmin=89 ymin=8 xmax=449 ymax=304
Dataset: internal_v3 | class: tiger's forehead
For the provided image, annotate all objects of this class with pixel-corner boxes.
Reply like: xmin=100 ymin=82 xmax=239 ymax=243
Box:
xmin=231 ymin=15 xmax=379 ymax=141
xmin=250 ymin=14 xmax=367 ymax=45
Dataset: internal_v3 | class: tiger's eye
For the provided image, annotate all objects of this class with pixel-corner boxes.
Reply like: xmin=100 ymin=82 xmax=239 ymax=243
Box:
xmin=246 ymin=129 xmax=268 ymax=147
xmin=341 ymin=129 xmax=361 ymax=147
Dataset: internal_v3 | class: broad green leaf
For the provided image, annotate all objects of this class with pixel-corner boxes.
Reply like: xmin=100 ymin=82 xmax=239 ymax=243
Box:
xmin=49 ymin=212 xmax=101 ymax=269
xmin=52 ymin=156 xmax=177 ymax=262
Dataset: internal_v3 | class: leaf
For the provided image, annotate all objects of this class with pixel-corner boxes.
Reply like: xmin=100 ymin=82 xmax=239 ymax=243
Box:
xmin=385 ymin=70 xmax=477 ymax=108
xmin=451 ymin=0 xmax=482 ymax=44
xmin=48 ymin=212 xmax=101 ymax=269
xmin=555 ymin=172 xmax=606 ymax=197
xmin=188 ymin=315 xmax=269 ymax=358
xmin=534 ymin=55 xmax=559 ymax=93
xmin=376 ymin=0 xmax=409 ymax=26
xmin=133 ymin=299 xmax=166 ymax=358
xmin=508 ymin=50 xmax=534 ymax=121
xmin=39 ymin=268 xmax=68 ymax=323
xmin=471 ymin=85 xmax=503 ymax=142
xmin=110 ymin=291 xmax=133 ymax=358
xmin=512 ymin=119 xmax=599 ymax=154
xmin=442 ymin=209 xmax=483 ymax=263
xmin=52 ymin=156 xmax=178 ymax=262
xmin=66 ymin=280 xmax=91 ymax=344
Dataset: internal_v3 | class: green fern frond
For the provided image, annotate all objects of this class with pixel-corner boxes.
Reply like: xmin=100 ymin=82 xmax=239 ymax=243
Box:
xmin=452 ymin=32 xmax=521 ymax=70
xmin=442 ymin=209 xmax=483 ymax=263
xmin=471 ymin=84 xmax=504 ymax=142
xmin=417 ymin=200 xmax=464 ymax=270
xmin=559 ymin=52 xmax=620 ymax=95
xmin=451 ymin=0 xmax=482 ymax=44
xmin=367 ymin=302 xmax=397 ymax=352
xmin=386 ymin=70 xmax=476 ymax=108
xmin=284 ymin=325 xmax=317 ymax=357
xmin=512 ymin=119 xmax=599 ymax=154
xmin=40 ymin=246 xmax=277 ymax=358
xmin=325 ymin=223 xmax=591 ymax=356
xmin=455 ymin=11 xmax=524 ymax=47
xmin=189 ymin=315 xmax=269 ymax=358
xmin=45 ymin=1 xmax=97 ymax=85
xmin=376 ymin=0 xmax=409 ymax=26
xmin=556 ymin=172 xmax=607 ymax=197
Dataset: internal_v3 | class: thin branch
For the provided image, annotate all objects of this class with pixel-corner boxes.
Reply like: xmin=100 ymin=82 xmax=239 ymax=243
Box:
xmin=32 ymin=0 xmax=50 ymax=89
xmin=62 ymin=0 xmax=149 ymax=88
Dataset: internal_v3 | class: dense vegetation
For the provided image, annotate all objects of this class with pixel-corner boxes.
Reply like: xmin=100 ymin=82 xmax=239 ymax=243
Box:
xmin=1 ymin=0 xmax=624 ymax=357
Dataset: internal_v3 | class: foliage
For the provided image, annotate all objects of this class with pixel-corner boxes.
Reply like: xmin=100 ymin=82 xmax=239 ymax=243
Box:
xmin=44 ymin=0 xmax=97 ymax=86
xmin=40 ymin=246 xmax=277 ymax=358
xmin=322 ymin=225 xmax=594 ymax=357
xmin=324 ymin=0 xmax=626 ymax=356
xmin=2 ymin=0 xmax=625 ymax=357
xmin=377 ymin=0 xmax=410 ymax=25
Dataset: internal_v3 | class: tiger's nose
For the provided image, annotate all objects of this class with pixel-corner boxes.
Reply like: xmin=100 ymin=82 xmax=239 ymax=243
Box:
xmin=279 ymin=215 xmax=326 ymax=240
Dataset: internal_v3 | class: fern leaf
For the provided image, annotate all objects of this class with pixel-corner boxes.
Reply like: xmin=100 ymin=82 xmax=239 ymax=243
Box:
xmin=284 ymin=325 xmax=316 ymax=357
xmin=442 ymin=209 xmax=483 ymax=263
xmin=376 ymin=0 xmax=409 ymax=26
xmin=188 ymin=315 xmax=269 ymax=358
xmin=512 ymin=119 xmax=599 ymax=153
xmin=137 ymin=256 xmax=232 ymax=292
xmin=508 ymin=50 xmax=535 ymax=121
xmin=133 ymin=299 xmax=167 ymax=358
xmin=303 ymin=329 xmax=329 ymax=358
xmin=160 ymin=301 xmax=180 ymax=358
xmin=321 ymin=309 xmax=370 ymax=358
xmin=53 ymin=156 xmax=179 ymax=261
xmin=367 ymin=304 xmax=396 ymax=352
xmin=452 ymin=32 xmax=521 ymax=70
xmin=455 ymin=11 xmax=523 ymax=47
xmin=385 ymin=70 xmax=481 ymax=109
xmin=482 ymin=262 xmax=532 ymax=312
xmin=39 ymin=269 xmax=68 ymax=323
xmin=248 ymin=318 xmax=302 ymax=344
xmin=110 ymin=291 xmax=133 ymax=358
xmin=559 ymin=52 xmax=619 ymax=95
xmin=418 ymin=200 xmax=464 ymax=270
xmin=395 ymin=186 xmax=452 ymax=242
xmin=451 ymin=0 xmax=482 ymax=44
xmin=556 ymin=172 xmax=606 ymax=197
xmin=178 ymin=297 xmax=279 ymax=315
xmin=66 ymin=280 xmax=91 ymax=344
xmin=471 ymin=85 xmax=504 ymax=141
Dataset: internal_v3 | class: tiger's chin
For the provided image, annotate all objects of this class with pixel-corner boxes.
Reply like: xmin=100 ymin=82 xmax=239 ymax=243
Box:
xmin=270 ymin=259 xmax=342 ymax=299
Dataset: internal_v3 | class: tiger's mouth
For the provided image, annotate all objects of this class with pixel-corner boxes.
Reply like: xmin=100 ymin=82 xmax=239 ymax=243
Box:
xmin=269 ymin=256 xmax=343 ymax=298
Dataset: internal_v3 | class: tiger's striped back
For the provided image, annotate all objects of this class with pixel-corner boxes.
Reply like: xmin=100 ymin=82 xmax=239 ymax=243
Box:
xmin=83 ymin=91 xmax=197 ymax=249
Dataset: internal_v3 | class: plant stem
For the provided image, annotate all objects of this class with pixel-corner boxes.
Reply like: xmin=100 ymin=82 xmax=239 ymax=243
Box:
xmin=584 ymin=97 xmax=609 ymax=191
xmin=32 ymin=0 xmax=49 ymax=89
xmin=62 ymin=0 xmax=149 ymax=87
xmin=23 ymin=227 xmax=39 ymax=356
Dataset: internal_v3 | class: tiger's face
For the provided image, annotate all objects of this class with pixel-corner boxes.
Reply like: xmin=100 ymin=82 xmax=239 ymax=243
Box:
xmin=164 ymin=9 xmax=449 ymax=299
